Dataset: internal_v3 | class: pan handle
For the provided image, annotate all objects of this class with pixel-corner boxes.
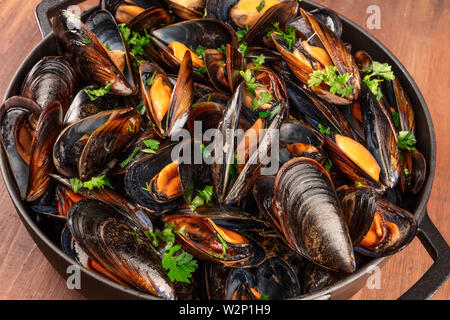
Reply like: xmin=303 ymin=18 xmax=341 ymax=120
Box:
xmin=35 ymin=0 xmax=99 ymax=38
xmin=398 ymin=211 xmax=450 ymax=299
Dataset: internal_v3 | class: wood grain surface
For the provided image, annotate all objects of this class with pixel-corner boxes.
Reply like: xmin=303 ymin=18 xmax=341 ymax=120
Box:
xmin=0 ymin=0 xmax=448 ymax=300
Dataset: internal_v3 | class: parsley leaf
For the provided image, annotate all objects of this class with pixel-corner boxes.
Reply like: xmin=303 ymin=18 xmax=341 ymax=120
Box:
xmin=259 ymin=103 xmax=280 ymax=119
xmin=146 ymin=71 xmax=157 ymax=87
xmin=268 ymin=23 xmax=298 ymax=50
xmin=143 ymin=139 xmax=160 ymax=150
xmin=256 ymin=1 xmax=266 ymax=12
xmin=217 ymin=44 xmax=227 ymax=53
xmin=136 ymin=100 xmax=146 ymax=115
xmin=324 ymin=159 xmax=333 ymax=173
xmin=317 ymin=123 xmax=331 ymax=137
xmin=355 ymin=181 xmax=364 ymax=187
xmin=82 ymin=38 xmax=91 ymax=44
xmin=196 ymin=66 xmax=208 ymax=76
xmin=392 ymin=111 xmax=400 ymax=128
xmin=251 ymin=91 xmax=273 ymax=110
xmin=308 ymin=66 xmax=354 ymax=99
xmin=398 ymin=131 xmax=417 ymax=151
xmin=84 ymin=83 xmax=112 ymax=101
xmin=162 ymin=245 xmax=198 ymax=283
xmin=252 ymin=54 xmax=266 ymax=69
xmin=259 ymin=294 xmax=269 ymax=300
xmin=240 ymin=69 xmax=259 ymax=95
xmin=120 ymin=146 xmax=141 ymax=168
xmin=190 ymin=45 xmax=206 ymax=60
xmin=362 ymin=61 xmax=395 ymax=100
xmin=189 ymin=185 xmax=214 ymax=211
xmin=236 ymin=25 xmax=249 ymax=42
xmin=70 ymin=175 xmax=114 ymax=193
xmin=238 ymin=42 xmax=248 ymax=56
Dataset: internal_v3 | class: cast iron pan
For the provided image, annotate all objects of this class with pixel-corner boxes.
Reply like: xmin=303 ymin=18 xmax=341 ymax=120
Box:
xmin=0 ymin=0 xmax=448 ymax=300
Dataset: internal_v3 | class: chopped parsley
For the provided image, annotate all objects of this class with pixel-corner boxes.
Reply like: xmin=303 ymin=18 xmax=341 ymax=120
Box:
xmin=142 ymin=139 xmax=160 ymax=154
xmin=240 ymin=69 xmax=259 ymax=95
xmin=162 ymin=245 xmax=198 ymax=283
xmin=252 ymin=54 xmax=266 ymax=69
xmin=404 ymin=168 xmax=410 ymax=176
xmin=355 ymin=181 xmax=364 ymax=188
xmin=324 ymin=159 xmax=333 ymax=173
xmin=146 ymin=71 xmax=157 ymax=87
xmin=82 ymin=38 xmax=91 ymax=44
xmin=361 ymin=61 xmax=395 ymax=100
xmin=217 ymin=44 xmax=227 ymax=53
xmin=398 ymin=131 xmax=417 ymax=151
xmin=189 ymin=185 xmax=214 ymax=212
xmin=236 ymin=25 xmax=249 ymax=42
xmin=136 ymin=100 xmax=146 ymax=115
xmin=190 ymin=45 xmax=206 ymax=60
xmin=317 ymin=123 xmax=331 ymax=137
xmin=196 ymin=66 xmax=208 ymax=76
xmin=392 ymin=111 xmax=400 ymax=127
xmin=252 ymin=91 xmax=273 ymax=110
xmin=70 ymin=175 xmax=114 ymax=193
xmin=210 ymin=233 xmax=230 ymax=258
xmin=259 ymin=294 xmax=269 ymax=300
xmin=119 ymin=146 xmax=140 ymax=168
xmin=259 ymin=103 xmax=281 ymax=119
xmin=267 ymin=23 xmax=298 ymax=51
xmin=84 ymin=83 xmax=112 ymax=101
xmin=256 ymin=1 xmax=266 ymax=12
xmin=308 ymin=66 xmax=354 ymax=98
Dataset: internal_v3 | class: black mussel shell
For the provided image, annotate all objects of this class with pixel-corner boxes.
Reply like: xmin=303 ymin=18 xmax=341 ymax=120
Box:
xmin=26 ymin=101 xmax=63 ymax=202
xmin=21 ymin=56 xmax=76 ymax=113
xmin=67 ymin=199 xmax=175 ymax=299
xmin=273 ymin=157 xmax=356 ymax=273
xmin=64 ymin=86 xmax=123 ymax=126
xmin=0 ymin=96 xmax=41 ymax=199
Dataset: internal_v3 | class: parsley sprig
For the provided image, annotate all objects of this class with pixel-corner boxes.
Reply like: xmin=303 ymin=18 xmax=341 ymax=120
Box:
xmin=398 ymin=131 xmax=417 ymax=151
xmin=162 ymin=245 xmax=198 ymax=283
xmin=308 ymin=66 xmax=354 ymax=98
xmin=236 ymin=25 xmax=249 ymax=42
xmin=256 ymin=1 xmax=266 ymax=12
xmin=70 ymin=175 xmax=114 ymax=193
xmin=361 ymin=61 xmax=395 ymax=100
xmin=267 ymin=23 xmax=298 ymax=51
xmin=189 ymin=185 xmax=214 ymax=212
xmin=84 ymin=83 xmax=112 ymax=101
xmin=142 ymin=139 xmax=160 ymax=154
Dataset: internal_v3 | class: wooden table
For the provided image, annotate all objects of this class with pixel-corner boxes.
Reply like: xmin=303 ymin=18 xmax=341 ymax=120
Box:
xmin=0 ymin=0 xmax=448 ymax=300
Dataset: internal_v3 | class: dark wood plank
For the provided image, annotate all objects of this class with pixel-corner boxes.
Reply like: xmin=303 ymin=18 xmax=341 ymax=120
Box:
xmin=0 ymin=0 xmax=448 ymax=300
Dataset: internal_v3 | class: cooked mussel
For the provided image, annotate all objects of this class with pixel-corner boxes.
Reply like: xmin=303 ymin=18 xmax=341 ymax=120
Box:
xmin=146 ymin=19 xmax=238 ymax=72
xmin=273 ymin=9 xmax=361 ymax=105
xmin=64 ymin=86 xmax=123 ymax=126
xmin=0 ymin=96 xmax=41 ymax=199
xmin=337 ymin=186 xmax=417 ymax=257
xmin=21 ymin=56 xmax=76 ymax=113
xmin=162 ymin=0 xmax=206 ymax=20
xmin=164 ymin=206 xmax=268 ymax=267
xmin=272 ymin=157 xmax=356 ymax=273
xmin=67 ymin=199 xmax=175 ymax=299
xmin=139 ymin=53 xmax=194 ymax=138
xmin=279 ymin=119 xmax=326 ymax=164
xmin=53 ymin=10 xmax=137 ymax=96
xmin=53 ymin=108 xmax=141 ymax=180
xmin=101 ymin=0 xmax=172 ymax=31
xmin=27 ymin=101 xmax=64 ymax=202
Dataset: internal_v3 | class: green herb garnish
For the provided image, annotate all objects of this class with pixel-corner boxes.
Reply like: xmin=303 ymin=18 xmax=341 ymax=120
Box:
xmin=324 ymin=159 xmax=333 ymax=173
xmin=70 ymin=175 xmax=114 ymax=193
xmin=259 ymin=103 xmax=280 ymax=119
xmin=251 ymin=91 xmax=273 ymax=110
xmin=146 ymin=71 xmax=157 ymax=87
xmin=362 ymin=61 xmax=395 ymax=100
xmin=404 ymin=168 xmax=410 ymax=176
xmin=217 ymin=44 xmax=227 ymax=53
xmin=162 ymin=245 xmax=198 ymax=283
xmin=317 ymin=123 xmax=331 ymax=137
xmin=190 ymin=45 xmax=206 ymax=60
xmin=189 ymin=185 xmax=214 ymax=212
xmin=355 ymin=181 xmax=364 ymax=188
xmin=256 ymin=1 xmax=266 ymax=12
xmin=308 ymin=66 xmax=354 ymax=99
xmin=236 ymin=25 xmax=249 ymax=42
xmin=259 ymin=294 xmax=269 ymax=300
xmin=252 ymin=54 xmax=266 ymax=69
xmin=84 ymin=83 xmax=112 ymax=101
xmin=120 ymin=146 xmax=141 ymax=169
xmin=392 ymin=111 xmax=400 ymax=128
xmin=82 ymin=38 xmax=91 ymax=44
xmin=240 ymin=69 xmax=259 ymax=95
xmin=398 ymin=131 xmax=417 ymax=151
xmin=268 ymin=23 xmax=297 ymax=51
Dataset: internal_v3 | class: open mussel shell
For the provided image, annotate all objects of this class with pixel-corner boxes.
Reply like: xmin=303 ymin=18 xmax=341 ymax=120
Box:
xmin=336 ymin=185 xmax=378 ymax=245
xmin=360 ymin=83 xmax=400 ymax=189
xmin=273 ymin=157 xmax=356 ymax=273
xmin=273 ymin=8 xmax=360 ymax=105
xmin=400 ymin=150 xmax=427 ymax=195
xmin=212 ymin=83 xmax=287 ymax=205
xmin=286 ymin=81 xmax=354 ymax=138
xmin=279 ymin=120 xmax=326 ymax=164
xmin=21 ymin=56 xmax=76 ymax=113
xmin=323 ymin=134 xmax=384 ymax=190
xmin=0 ymin=96 xmax=41 ymax=199
xmin=67 ymin=199 xmax=175 ymax=299
xmin=147 ymin=19 xmax=238 ymax=71
xmin=163 ymin=206 xmax=268 ymax=268
xmin=125 ymin=144 xmax=184 ymax=214
xmin=26 ymin=101 xmax=63 ymax=202
xmin=53 ymin=108 xmax=140 ymax=178
xmin=187 ymin=101 xmax=225 ymax=135
xmin=56 ymin=185 xmax=86 ymax=218
xmin=101 ymin=0 xmax=172 ymax=31
xmin=53 ymin=10 xmax=136 ymax=96
xmin=162 ymin=0 xmax=206 ymax=20
xmin=51 ymin=173 xmax=154 ymax=231
xmin=384 ymin=78 xmax=415 ymax=133
xmin=139 ymin=53 xmax=194 ymax=138
xmin=64 ymin=86 xmax=123 ymax=126
xmin=253 ymin=175 xmax=280 ymax=230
